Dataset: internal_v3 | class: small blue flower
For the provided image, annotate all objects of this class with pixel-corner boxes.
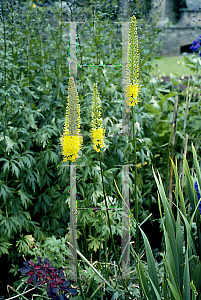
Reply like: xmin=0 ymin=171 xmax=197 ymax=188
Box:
xmin=194 ymin=181 xmax=199 ymax=192
xmin=190 ymin=181 xmax=201 ymax=214
xmin=190 ymin=40 xmax=201 ymax=52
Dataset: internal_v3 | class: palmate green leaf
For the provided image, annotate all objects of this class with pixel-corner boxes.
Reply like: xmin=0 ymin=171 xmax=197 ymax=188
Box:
xmin=2 ymin=160 xmax=9 ymax=174
xmin=139 ymin=226 xmax=160 ymax=300
xmin=16 ymin=234 xmax=35 ymax=255
xmin=18 ymin=190 xmax=33 ymax=209
xmin=87 ymin=234 xmax=104 ymax=252
xmin=26 ymin=113 xmax=38 ymax=130
xmin=14 ymin=211 xmax=32 ymax=232
xmin=36 ymin=170 xmax=51 ymax=188
xmin=90 ymin=165 xmax=101 ymax=180
xmin=24 ymin=172 xmax=36 ymax=191
xmin=23 ymin=86 xmax=39 ymax=99
xmin=38 ymin=101 xmax=51 ymax=112
xmin=0 ymin=158 xmax=7 ymax=163
xmin=25 ymin=170 xmax=40 ymax=192
xmin=78 ymin=210 xmax=92 ymax=228
xmin=11 ymin=161 xmax=20 ymax=179
xmin=18 ymin=151 xmax=35 ymax=169
xmin=35 ymin=193 xmax=51 ymax=215
xmin=92 ymin=190 xmax=103 ymax=206
xmin=0 ymin=183 xmax=13 ymax=202
xmin=5 ymin=136 xmax=16 ymax=154
xmin=0 ymin=216 xmax=19 ymax=238
xmin=16 ymin=138 xmax=27 ymax=150
xmin=44 ymin=150 xmax=59 ymax=165
xmin=43 ymin=236 xmax=70 ymax=258
xmin=0 ymin=239 xmax=12 ymax=255
xmin=35 ymin=125 xmax=59 ymax=148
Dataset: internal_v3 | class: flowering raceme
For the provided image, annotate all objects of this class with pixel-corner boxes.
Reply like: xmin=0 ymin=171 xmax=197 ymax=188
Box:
xmin=60 ymin=77 xmax=82 ymax=162
xmin=125 ymin=15 xmax=140 ymax=107
xmin=91 ymin=83 xmax=105 ymax=152
xmin=125 ymin=83 xmax=140 ymax=107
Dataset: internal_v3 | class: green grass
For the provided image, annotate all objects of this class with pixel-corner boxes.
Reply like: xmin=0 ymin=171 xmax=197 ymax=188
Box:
xmin=150 ymin=55 xmax=195 ymax=77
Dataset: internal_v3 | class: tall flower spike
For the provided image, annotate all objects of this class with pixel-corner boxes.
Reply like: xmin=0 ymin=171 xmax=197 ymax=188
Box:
xmin=60 ymin=77 xmax=83 ymax=162
xmin=125 ymin=15 xmax=140 ymax=107
xmin=91 ymin=83 xmax=105 ymax=152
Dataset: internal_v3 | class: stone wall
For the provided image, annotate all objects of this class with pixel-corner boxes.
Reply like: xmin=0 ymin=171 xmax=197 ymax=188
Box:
xmin=159 ymin=26 xmax=201 ymax=56
xmin=152 ymin=0 xmax=201 ymax=55
xmin=159 ymin=9 xmax=201 ymax=56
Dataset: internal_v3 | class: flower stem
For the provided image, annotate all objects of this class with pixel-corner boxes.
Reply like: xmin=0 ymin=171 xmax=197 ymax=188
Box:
xmin=98 ymin=151 xmax=134 ymax=299
xmin=70 ymin=161 xmax=85 ymax=300
xmin=132 ymin=106 xmax=139 ymax=253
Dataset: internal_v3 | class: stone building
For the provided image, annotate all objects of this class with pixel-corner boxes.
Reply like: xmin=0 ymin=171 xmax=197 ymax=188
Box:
xmin=152 ymin=0 xmax=201 ymax=56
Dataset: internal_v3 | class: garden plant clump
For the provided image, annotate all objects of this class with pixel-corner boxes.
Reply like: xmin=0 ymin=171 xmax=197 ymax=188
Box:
xmin=0 ymin=0 xmax=201 ymax=299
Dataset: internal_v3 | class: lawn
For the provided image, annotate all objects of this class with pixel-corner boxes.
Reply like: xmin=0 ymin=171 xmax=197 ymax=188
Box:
xmin=150 ymin=54 xmax=195 ymax=77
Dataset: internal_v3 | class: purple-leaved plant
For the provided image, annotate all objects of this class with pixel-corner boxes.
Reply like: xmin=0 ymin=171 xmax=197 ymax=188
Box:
xmin=19 ymin=257 xmax=77 ymax=300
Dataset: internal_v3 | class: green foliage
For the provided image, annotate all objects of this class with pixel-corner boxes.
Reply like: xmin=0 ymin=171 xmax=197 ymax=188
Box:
xmin=0 ymin=0 xmax=71 ymax=261
xmin=1 ymin=0 xmax=201 ymax=299
xmin=27 ymin=235 xmax=70 ymax=270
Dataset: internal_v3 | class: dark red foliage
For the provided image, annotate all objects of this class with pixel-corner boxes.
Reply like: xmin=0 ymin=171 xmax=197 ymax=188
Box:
xmin=19 ymin=257 xmax=77 ymax=299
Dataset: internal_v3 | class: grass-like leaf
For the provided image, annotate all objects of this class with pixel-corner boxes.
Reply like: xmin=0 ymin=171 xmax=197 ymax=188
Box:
xmin=139 ymin=226 xmax=160 ymax=300
xmin=183 ymin=251 xmax=190 ymax=300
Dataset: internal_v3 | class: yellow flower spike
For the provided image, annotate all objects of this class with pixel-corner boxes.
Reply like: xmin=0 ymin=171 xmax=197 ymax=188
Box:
xmin=60 ymin=77 xmax=83 ymax=162
xmin=125 ymin=15 xmax=140 ymax=107
xmin=125 ymin=83 xmax=140 ymax=107
xmin=91 ymin=83 xmax=105 ymax=152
